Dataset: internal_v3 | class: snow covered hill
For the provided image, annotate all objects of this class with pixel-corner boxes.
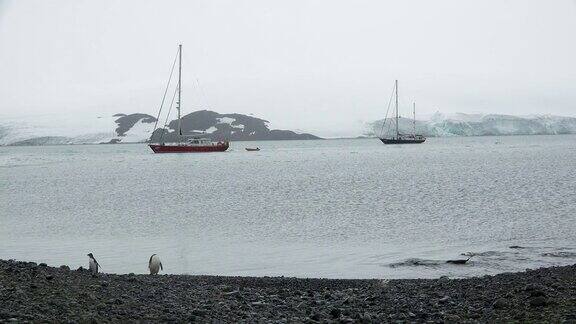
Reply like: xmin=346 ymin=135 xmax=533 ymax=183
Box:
xmin=0 ymin=114 xmax=122 ymax=146
xmin=366 ymin=113 xmax=576 ymax=137
xmin=150 ymin=110 xmax=319 ymax=142
xmin=0 ymin=110 xmax=319 ymax=146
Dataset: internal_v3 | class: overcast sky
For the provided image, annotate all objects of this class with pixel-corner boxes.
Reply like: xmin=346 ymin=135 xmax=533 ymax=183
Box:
xmin=1 ymin=0 xmax=575 ymax=136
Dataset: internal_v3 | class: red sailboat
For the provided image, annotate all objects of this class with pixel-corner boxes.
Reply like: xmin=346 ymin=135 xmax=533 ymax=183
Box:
xmin=149 ymin=139 xmax=229 ymax=153
xmin=148 ymin=44 xmax=229 ymax=153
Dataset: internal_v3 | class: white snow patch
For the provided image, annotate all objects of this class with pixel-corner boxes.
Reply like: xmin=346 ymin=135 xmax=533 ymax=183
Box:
xmin=118 ymin=118 xmax=155 ymax=143
xmin=216 ymin=117 xmax=236 ymax=125
xmin=216 ymin=117 xmax=245 ymax=131
xmin=0 ymin=114 xmax=118 ymax=145
xmin=428 ymin=112 xmax=485 ymax=123
xmin=0 ymin=114 xmax=158 ymax=145
xmin=205 ymin=126 xmax=218 ymax=133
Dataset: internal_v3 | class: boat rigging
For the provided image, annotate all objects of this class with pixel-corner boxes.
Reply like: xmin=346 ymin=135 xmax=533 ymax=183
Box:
xmin=148 ymin=44 xmax=229 ymax=153
xmin=378 ymin=80 xmax=426 ymax=144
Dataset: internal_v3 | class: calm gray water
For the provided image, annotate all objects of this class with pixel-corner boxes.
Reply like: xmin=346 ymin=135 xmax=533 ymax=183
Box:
xmin=1 ymin=136 xmax=575 ymax=279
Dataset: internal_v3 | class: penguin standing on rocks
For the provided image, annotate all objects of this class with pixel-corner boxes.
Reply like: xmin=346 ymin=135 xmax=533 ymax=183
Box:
xmin=87 ymin=253 xmax=101 ymax=274
xmin=148 ymin=254 xmax=163 ymax=275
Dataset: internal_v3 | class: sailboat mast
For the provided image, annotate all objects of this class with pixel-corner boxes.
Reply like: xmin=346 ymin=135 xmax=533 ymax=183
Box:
xmin=413 ymin=102 xmax=416 ymax=137
xmin=395 ymin=80 xmax=399 ymax=139
xmin=177 ymin=44 xmax=182 ymax=142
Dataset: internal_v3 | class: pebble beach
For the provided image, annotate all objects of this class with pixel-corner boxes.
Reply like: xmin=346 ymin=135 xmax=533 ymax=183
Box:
xmin=1 ymin=259 xmax=575 ymax=322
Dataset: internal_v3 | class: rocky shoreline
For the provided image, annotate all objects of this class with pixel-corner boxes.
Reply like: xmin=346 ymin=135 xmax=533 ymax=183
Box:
xmin=1 ymin=259 xmax=575 ymax=323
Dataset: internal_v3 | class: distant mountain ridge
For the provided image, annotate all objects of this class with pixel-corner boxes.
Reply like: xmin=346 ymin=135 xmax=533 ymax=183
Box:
xmin=0 ymin=110 xmax=320 ymax=146
xmin=366 ymin=113 xmax=576 ymax=137
xmin=2 ymin=111 xmax=575 ymax=146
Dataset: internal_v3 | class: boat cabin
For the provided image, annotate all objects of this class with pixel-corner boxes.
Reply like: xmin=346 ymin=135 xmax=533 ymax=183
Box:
xmin=397 ymin=134 xmax=425 ymax=140
xmin=187 ymin=138 xmax=213 ymax=146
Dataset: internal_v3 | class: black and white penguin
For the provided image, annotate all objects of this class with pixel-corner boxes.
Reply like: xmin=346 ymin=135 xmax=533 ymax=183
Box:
xmin=87 ymin=253 xmax=101 ymax=274
xmin=148 ymin=254 xmax=163 ymax=275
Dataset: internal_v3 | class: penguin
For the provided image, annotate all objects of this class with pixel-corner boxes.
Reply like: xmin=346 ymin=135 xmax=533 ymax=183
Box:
xmin=87 ymin=253 xmax=101 ymax=274
xmin=148 ymin=254 xmax=163 ymax=275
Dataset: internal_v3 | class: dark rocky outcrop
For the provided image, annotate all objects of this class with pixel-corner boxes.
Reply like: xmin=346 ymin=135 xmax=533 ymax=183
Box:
xmin=150 ymin=110 xmax=320 ymax=142
xmin=114 ymin=113 xmax=156 ymax=137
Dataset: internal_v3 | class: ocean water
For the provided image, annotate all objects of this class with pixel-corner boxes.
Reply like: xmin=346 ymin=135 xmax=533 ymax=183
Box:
xmin=1 ymin=136 xmax=575 ymax=279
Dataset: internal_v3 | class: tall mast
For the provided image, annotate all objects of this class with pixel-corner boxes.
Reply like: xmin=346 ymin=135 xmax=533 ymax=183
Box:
xmin=413 ymin=102 xmax=416 ymax=137
xmin=395 ymin=80 xmax=399 ymax=139
xmin=177 ymin=44 xmax=182 ymax=142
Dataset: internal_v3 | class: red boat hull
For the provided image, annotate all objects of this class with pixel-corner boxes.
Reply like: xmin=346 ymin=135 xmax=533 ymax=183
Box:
xmin=149 ymin=143 xmax=229 ymax=153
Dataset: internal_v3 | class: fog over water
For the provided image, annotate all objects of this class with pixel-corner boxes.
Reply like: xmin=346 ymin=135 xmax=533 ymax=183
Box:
xmin=1 ymin=1 xmax=576 ymax=137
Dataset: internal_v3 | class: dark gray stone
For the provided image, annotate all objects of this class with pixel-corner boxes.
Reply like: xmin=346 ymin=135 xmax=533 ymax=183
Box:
xmin=492 ymin=298 xmax=508 ymax=309
xmin=529 ymin=296 xmax=547 ymax=307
